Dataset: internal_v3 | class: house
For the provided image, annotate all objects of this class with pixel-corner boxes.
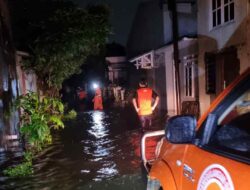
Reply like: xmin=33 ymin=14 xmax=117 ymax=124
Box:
xmin=0 ymin=0 xmax=19 ymax=150
xmin=128 ymin=0 xmax=198 ymax=117
xmin=198 ymin=0 xmax=250 ymax=115
xmin=105 ymin=43 xmax=128 ymax=86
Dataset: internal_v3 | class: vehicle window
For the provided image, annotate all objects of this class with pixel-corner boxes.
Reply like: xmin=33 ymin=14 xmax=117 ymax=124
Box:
xmin=209 ymin=90 xmax=250 ymax=159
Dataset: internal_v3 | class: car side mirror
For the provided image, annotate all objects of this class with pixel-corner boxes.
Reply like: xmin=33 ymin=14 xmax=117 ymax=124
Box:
xmin=165 ymin=115 xmax=196 ymax=143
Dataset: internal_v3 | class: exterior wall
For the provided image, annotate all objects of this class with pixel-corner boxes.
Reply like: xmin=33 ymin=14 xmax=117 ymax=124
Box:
xmin=105 ymin=56 xmax=126 ymax=63
xmin=155 ymin=46 xmax=176 ymax=116
xmin=147 ymin=38 xmax=198 ymax=117
xmin=127 ymin=0 xmax=197 ymax=58
xmin=16 ymin=52 xmax=37 ymax=95
xmin=105 ymin=56 xmax=128 ymax=85
xmin=198 ymin=0 xmax=250 ymax=115
xmin=198 ymin=0 xmax=247 ymax=49
xmin=128 ymin=0 xmax=198 ymax=116
xmin=163 ymin=3 xmax=197 ymax=44
xmin=0 ymin=0 xmax=19 ymax=148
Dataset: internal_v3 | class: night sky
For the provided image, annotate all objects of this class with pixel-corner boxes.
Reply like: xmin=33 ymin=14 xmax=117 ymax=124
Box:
xmin=74 ymin=0 xmax=146 ymax=46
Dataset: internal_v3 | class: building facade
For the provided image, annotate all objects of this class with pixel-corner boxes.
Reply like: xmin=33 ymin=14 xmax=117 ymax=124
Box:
xmin=198 ymin=0 xmax=250 ymax=115
xmin=128 ymin=0 xmax=198 ymax=117
xmin=0 ymin=0 xmax=19 ymax=150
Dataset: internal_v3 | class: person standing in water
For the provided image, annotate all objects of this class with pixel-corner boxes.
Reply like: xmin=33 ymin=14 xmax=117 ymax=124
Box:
xmin=93 ymin=87 xmax=103 ymax=110
xmin=132 ymin=79 xmax=159 ymax=131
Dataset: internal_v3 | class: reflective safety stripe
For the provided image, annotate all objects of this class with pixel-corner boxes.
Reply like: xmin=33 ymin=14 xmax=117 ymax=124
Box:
xmin=137 ymin=88 xmax=153 ymax=115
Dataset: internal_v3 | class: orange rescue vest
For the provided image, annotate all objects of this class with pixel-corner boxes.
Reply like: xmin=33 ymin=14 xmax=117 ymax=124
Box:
xmin=93 ymin=88 xmax=103 ymax=110
xmin=137 ymin=88 xmax=153 ymax=116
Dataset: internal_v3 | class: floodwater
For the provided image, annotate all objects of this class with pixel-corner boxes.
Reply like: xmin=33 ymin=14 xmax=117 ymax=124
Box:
xmin=0 ymin=106 xmax=161 ymax=190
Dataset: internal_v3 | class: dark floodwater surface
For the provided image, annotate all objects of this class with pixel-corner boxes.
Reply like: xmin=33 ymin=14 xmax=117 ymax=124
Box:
xmin=0 ymin=107 xmax=148 ymax=190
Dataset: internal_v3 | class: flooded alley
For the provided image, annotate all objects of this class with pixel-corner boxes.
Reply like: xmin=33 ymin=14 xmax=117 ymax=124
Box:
xmin=0 ymin=105 xmax=164 ymax=190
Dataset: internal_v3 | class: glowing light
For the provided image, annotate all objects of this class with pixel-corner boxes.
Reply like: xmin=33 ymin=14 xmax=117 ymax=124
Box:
xmin=93 ymin=83 xmax=99 ymax=89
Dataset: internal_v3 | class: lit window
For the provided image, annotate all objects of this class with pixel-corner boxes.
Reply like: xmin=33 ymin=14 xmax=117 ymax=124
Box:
xmin=212 ymin=0 xmax=234 ymax=28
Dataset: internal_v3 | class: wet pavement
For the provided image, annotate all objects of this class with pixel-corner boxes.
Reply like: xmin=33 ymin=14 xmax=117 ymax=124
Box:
xmin=0 ymin=106 xmax=165 ymax=190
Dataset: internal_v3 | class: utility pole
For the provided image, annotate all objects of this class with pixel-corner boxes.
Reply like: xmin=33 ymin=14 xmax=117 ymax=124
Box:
xmin=168 ymin=0 xmax=181 ymax=114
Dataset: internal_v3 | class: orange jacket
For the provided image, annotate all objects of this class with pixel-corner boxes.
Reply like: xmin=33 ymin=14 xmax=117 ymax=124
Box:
xmin=93 ymin=95 xmax=103 ymax=110
xmin=137 ymin=88 xmax=153 ymax=116
xmin=93 ymin=88 xmax=103 ymax=110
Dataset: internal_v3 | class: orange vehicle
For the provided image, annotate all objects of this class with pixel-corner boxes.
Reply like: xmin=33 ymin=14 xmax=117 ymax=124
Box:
xmin=141 ymin=68 xmax=250 ymax=190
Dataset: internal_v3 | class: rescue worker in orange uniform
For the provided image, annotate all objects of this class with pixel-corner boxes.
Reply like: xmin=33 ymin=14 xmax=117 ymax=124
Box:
xmin=132 ymin=79 xmax=159 ymax=131
xmin=92 ymin=87 xmax=103 ymax=110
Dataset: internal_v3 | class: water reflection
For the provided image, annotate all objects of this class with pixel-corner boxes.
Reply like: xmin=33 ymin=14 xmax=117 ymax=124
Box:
xmin=88 ymin=111 xmax=108 ymax=139
xmin=0 ymin=108 xmax=147 ymax=189
xmin=85 ymin=111 xmax=118 ymax=181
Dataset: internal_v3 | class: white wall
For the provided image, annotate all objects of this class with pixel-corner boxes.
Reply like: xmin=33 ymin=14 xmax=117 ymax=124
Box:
xmin=153 ymin=38 xmax=197 ymax=116
xmin=198 ymin=0 xmax=247 ymax=49
xmin=198 ymin=0 xmax=250 ymax=115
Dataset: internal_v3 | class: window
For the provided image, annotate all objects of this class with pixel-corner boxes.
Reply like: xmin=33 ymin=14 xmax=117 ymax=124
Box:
xmin=212 ymin=0 xmax=222 ymax=27
xmin=212 ymin=0 xmax=234 ymax=28
xmin=184 ymin=55 xmax=197 ymax=98
xmin=224 ymin=0 xmax=234 ymax=23
xmin=208 ymin=89 xmax=250 ymax=160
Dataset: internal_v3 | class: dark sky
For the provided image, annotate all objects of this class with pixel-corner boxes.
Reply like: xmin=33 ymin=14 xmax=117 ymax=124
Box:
xmin=74 ymin=0 xmax=146 ymax=46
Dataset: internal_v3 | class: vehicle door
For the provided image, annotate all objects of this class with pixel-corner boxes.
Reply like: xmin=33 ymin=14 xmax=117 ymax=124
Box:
xmin=180 ymin=75 xmax=250 ymax=190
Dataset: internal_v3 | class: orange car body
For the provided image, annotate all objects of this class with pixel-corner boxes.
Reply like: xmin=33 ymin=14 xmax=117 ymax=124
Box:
xmin=146 ymin=68 xmax=250 ymax=190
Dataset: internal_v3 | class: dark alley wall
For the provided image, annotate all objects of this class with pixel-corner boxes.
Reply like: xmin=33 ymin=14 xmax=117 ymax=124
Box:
xmin=0 ymin=0 xmax=19 ymax=149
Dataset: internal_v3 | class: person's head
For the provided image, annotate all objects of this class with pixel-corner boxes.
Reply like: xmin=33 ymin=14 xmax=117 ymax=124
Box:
xmin=139 ymin=78 xmax=148 ymax=88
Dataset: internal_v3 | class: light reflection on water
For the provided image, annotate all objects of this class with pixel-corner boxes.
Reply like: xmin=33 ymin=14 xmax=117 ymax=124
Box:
xmin=0 ymin=108 xmax=147 ymax=190
xmin=86 ymin=111 xmax=118 ymax=180
xmin=87 ymin=111 xmax=109 ymax=139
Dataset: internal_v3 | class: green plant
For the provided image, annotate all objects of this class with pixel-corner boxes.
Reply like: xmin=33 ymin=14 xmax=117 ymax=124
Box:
xmin=63 ymin=109 xmax=77 ymax=120
xmin=3 ymin=92 xmax=66 ymax=177
xmin=3 ymin=152 xmax=33 ymax=177
xmin=17 ymin=92 xmax=65 ymax=151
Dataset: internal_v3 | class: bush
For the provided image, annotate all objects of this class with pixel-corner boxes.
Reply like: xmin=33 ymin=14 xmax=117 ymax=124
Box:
xmin=17 ymin=92 xmax=65 ymax=151
xmin=4 ymin=92 xmax=68 ymax=177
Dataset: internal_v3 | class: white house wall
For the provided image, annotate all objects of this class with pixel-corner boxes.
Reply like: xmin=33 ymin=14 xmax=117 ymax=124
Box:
xmin=198 ymin=0 xmax=247 ymax=50
xmin=198 ymin=0 xmax=250 ymax=115
xmin=164 ymin=48 xmax=176 ymax=116
xmin=153 ymin=38 xmax=197 ymax=117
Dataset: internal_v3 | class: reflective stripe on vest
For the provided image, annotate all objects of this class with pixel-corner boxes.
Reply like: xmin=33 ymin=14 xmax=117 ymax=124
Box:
xmin=137 ymin=88 xmax=153 ymax=115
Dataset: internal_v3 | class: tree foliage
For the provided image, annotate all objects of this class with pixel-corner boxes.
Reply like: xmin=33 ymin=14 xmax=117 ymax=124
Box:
xmin=10 ymin=0 xmax=111 ymax=89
